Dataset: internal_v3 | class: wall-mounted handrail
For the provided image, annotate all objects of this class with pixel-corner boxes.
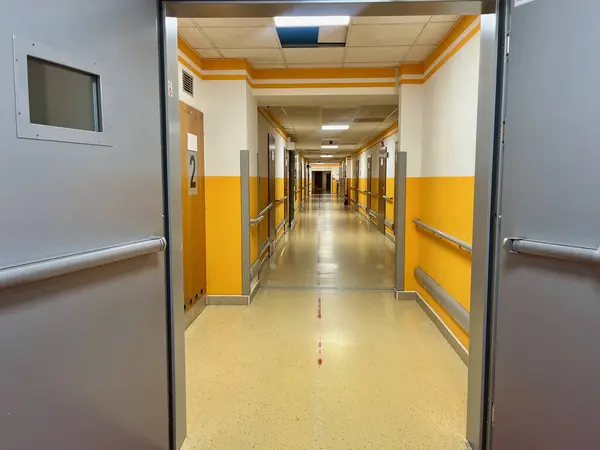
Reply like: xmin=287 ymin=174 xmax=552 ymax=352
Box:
xmin=0 ymin=237 xmax=167 ymax=291
xmin=274 ymin=196 xmax=288 ymax=204
xmin=358 ymin=189 xmax=368 ymax=194
xmin=275 ymin=218 xmax=286 ymax=233
xmin=383 ymin=195 xmax=394 ymax=202
xmin=258 ymin=202 xmax=272 ymax=218
xmin=250 ymin=215 xmax=265 ymax=226
xmin=413 ymin=219 xmax=472 ymax=253
xmin=369 ymin=210 xmax=378 ymax=218
xmin=259 ymin=238 xmax=270 ymax=256
xmin=504 ymin=237 xmax=600 ymax=264
xmin=415 ymin=266 xmax=469 ymax=332
xmin=385 ymin=218 xmax=394 ymax=229
xmin=358 ymin=202 xmax=367 ymax=210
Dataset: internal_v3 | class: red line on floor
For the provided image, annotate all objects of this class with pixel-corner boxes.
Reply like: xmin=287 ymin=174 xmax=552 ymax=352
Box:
xmin=317 ymin=337 xmax=323 ymax=366
xmin=317 ymin=295 xmax=322 ymax=319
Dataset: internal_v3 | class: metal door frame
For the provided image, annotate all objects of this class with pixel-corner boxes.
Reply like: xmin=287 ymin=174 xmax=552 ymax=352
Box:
xmin=160 ymin=2 xmax=500 ymax=450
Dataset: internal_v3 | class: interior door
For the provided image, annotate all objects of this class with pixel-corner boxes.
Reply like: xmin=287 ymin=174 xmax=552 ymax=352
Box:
xmin=366 ymin=155 xmax=372 ymax=212
xmin=0 ymin=1 xmax=169 ymax=448
xmin=491 ymin=1 xmax=600 ymax=449
xmin=288 ymin=151 xmax=295 ymax=225
xmin=378 ymin=148 xmax=387 ymax=234
xmin=284 ymin=149 xmax=289 ymax=225
xmin=180 ymin=102 xmax=207 ymax=315
xmin=268 ymin=134 xmax=276 ymax=255
xmin=353 ymin=160 xmax=359 ymax=210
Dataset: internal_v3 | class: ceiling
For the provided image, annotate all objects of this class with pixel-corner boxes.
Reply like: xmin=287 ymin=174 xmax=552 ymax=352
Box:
xmin=178 ymin=15 xmax=461 ymax=68
xmin=265 ymin=105 xmax=397 ymax=161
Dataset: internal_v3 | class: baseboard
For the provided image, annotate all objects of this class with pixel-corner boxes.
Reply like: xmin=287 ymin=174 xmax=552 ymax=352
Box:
xmin=206 ymin=295 xmax=250 ymax=306
xmin=394 ymin=290 xmax=417 ymax=300
xmin=184 ymin=295 xmax=207 ymax=329
xmin=415 ymin=292 xmax=469 ymax=365
xmin=250 ymin=279 xmax=261 ymax=304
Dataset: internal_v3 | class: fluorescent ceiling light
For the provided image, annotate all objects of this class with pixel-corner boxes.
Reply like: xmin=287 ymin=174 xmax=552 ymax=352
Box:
xmin=321 ymin=145 xmax=338 ymax=149
xmin=322 ymin=124 xmax=350 ymax=131
xmin=274 ymin=16 xmax=350 ymax=27
xmin=320 ymin=155 xmax=334 ymax=158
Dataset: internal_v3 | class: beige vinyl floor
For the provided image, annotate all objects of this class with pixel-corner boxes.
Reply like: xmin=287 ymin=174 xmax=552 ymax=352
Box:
xmin=183 ymin=195 xmax=467 ymax=450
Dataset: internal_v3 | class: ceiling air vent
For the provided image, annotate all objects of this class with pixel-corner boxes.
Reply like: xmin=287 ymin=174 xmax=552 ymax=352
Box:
xmin=182 ymin=70 xmax=194 ymax=96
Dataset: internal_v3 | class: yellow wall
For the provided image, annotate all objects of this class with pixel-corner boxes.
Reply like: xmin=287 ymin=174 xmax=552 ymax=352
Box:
xmin=205 ymin=176 xmax=242 ymax=295
xmin=250 ymin=176 xmax=258 ymax=264
xmin=415 ymin=176 xmax=474 ymax=348
xmin=275 ymin=178 xmax=285 ymax=225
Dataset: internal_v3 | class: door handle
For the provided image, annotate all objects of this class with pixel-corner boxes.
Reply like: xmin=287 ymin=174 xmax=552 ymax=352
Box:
xmin=504 ymin=237 xmax=600 ymax=264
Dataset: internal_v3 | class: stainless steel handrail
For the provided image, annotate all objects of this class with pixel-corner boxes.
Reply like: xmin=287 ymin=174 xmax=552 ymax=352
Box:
xmin=413 ymin=219 xmax=472 ymax=253
xmin=250 ymin=215 xmax=265 ymax=226
xmin=504 ymin=237 xmax=600 ymax=264
xmin=385 ymin=219 xmax=394 ymax=229
xmin=415 ymin=266 xmax=469 ymax=332
xmin=369 ymin=210 xmax=378 ymax=218
xmin=258 ymin=202 xmax=273 ymax=217
xmin=369 ymin=191 xmax=377 ymax=197
xmin=358 ymin=202 xmax=367 ymax=210
xmin=0 ymin=237 xmax=167 ymax=290
xmin=259 ymin=238 xmax=270 ymax=256
xmin=275 ymin=218 xmax=286 ymax=233
xmin=383 ymin=195 xmax=394 ymax=202
xmin=274 ymin=196 xmax=288 ymax=204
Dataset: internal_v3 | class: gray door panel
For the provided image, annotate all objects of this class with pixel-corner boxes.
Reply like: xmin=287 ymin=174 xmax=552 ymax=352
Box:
xmin=492 ymin=1 xmax=600 ymax=448
xmin=0 ymin=0 xmax=169 ymax=448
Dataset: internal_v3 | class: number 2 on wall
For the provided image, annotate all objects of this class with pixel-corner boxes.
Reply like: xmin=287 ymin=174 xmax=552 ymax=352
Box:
xmin=189 ymin=154 xmax=197 ymax=189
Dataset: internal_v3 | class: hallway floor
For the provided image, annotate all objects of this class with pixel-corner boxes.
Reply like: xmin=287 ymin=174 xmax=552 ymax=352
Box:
xmin=183 ymin=196 xmax=467 ymax=450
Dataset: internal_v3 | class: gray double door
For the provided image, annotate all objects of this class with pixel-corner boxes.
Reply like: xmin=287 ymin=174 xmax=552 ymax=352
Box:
xmin=0 ymin=1 xmax=170 ymax=449
xmin=491 ymin=1 xmax=600 ymax=448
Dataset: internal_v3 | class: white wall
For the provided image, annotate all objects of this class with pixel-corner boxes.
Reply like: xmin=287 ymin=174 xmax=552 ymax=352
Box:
xmin=257 ymin=112 xmax=286 ymax=180
xmin=397 ymin=84 xmax=423 ymax=178
xmin=421 ymin=33 xmax=480 ymax=177
xmin=349 ymin=131 xmax=397 ymax=179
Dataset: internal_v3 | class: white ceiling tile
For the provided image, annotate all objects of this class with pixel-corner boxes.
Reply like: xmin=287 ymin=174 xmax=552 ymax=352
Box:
xmin=178 ymin=18 xmax=197 ymax=27
xmin=346 ymin=23 xmax=425 ymax=47
xmin=178 ymin=27 xmax=214 ymax=49
xmin=220 ymin=48 xmax=283 ymax=64
xmin=345 ymin=46 xmax=409 ymax=63
xmin=317 ymin=26 xmax=348 ymax=43
xmin=414 ymin=22 xmax=455 ymax=45
xmin=283 ymin=47 xmax=344 ymax=64
xmin=194 ymin=18 xmax=273 ymax=27
xmin=286 ymin=63 xmax=343 ymax=68
xmin=195 ymin=48 xmax=222 ymax=58
xmin=403 ymin=45 xmax=436 ymax=62
xmin=343 ymin=61 xmax=399 ymax=67
xmin=431 ymin=15 xmax=461 ymax=23
xmin=352 ymin=16 xmax=430 ymax=25
xmin=202 ymin=26 xmax=279 ymax=49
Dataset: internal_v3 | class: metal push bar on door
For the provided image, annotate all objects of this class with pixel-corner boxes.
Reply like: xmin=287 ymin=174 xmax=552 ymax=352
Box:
xmin=504 ymin=237 xmax=600 ymax=264
xmin=413 ymin=219 xmax=473 ymax=253
xmin=0 ymin=237 xmax=167 ymax=290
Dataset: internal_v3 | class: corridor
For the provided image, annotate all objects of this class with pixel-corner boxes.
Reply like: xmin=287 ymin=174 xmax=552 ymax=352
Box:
xmin=183 ymin=196 xmax=467 ymax=450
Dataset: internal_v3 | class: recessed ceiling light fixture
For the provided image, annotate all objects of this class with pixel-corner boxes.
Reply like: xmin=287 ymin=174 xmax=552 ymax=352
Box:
xmin=274 ymin=16 xmax=350 ymax=27
xmin=320 ymin=155 xmax=334 ymax=158
xmin=322 ymin=124 xmax=350 ymax=130
xmin=321 ymin=145 xmax=338 ymax=149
